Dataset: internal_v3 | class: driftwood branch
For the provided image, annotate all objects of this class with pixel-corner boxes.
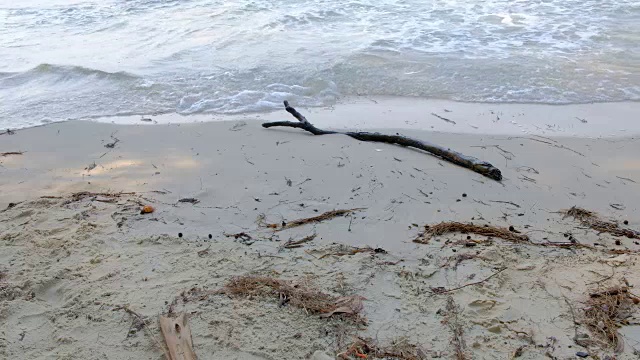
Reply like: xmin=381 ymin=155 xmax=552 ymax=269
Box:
xmin=159 ymin=313 xmax=197 ymax=360
xmin=262 ymin=101 xmax=502 ymax=181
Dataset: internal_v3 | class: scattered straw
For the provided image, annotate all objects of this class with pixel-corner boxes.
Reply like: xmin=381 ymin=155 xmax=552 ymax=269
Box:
xmin=583 ymin=285 xmax=640 ymax=350
xmin=414 ymin=222 xmax=529 ymax=244
xmin=224 ymin=276 xmax=364 ymax=321
xmin=564 ymin=206 xmax=640 ymax=239
xmin=268 ymin=208 xmax=363 ymax=230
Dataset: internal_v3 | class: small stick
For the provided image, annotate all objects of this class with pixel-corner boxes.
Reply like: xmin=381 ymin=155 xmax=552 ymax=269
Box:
xmin=431 ymin=268 xmax=506 ymax=294
xmin=0 ymin=151 xmax=24 ymax=157
xmin=282 ymin=234 xmax=317 ymax=249
xmin=489 ymin=200 xmax=521 ymax=208
xmin=431 ymin=113 xmax=457 ymax=125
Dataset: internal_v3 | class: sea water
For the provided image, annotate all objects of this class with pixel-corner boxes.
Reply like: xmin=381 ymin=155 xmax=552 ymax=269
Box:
xmin=1 ymin=0 xmax=639 ymax=128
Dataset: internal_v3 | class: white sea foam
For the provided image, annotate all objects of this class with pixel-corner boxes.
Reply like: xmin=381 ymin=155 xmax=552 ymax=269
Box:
xmin=0 ymin=0 xmax=638 ymax=128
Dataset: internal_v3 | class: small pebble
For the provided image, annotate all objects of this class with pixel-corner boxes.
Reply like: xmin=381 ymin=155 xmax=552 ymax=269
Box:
xmin=509 ymin=225 xmax=515 ymax=232
xmin=624 ymin=220 xmax=629 ymax=225
xmin=462 ymin=193 xmax=467 ymax=197
xmin=208 ymin=234 xmax=212 ymax=239
xmin=456 ymin=199 xmax=461 ymax=202
xmin=467 ymin=235 xmax=471 ymax=240
xmin=576 ymin=351 xmax=589 ymax=358
xmin=178 ymin=232 xmax=183 ymax=238
xmin=615 ymin=240 xmax=621 ymax=245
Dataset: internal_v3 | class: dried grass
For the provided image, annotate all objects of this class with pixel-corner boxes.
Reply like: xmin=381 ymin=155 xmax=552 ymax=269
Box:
xmin=224 ymin=276 xmax=365 ymax=321
xmin=414 ymin=222 xmax=529 ymax=244
xmin=583 ymin=286 xmax=640 ymax=350
xmin=337 ymin=337 xmax=427 ymax=360
xmin=564 ymin=206 xmax=640 ymax=239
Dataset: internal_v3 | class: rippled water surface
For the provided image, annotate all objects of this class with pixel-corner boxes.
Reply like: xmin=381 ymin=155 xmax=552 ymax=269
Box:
xmin=1 ymin=0 xmax=639 ymax=128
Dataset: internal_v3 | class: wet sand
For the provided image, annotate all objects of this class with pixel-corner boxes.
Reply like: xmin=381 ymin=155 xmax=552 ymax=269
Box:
xmin=1 ymin=110 xmax=640 ymax=359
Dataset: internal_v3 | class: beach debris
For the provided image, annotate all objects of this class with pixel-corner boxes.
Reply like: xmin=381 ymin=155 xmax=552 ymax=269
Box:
xmin=489 ymin=200 xmax=521 ymax=208
xmin=431 ymin=112 xmax=456 ymax=125
xmin=318 ymin=244 xmax=387 ymax=259
xmin=470 ymin=145 xmax=515 ymax=160
xmin=140 ymin=205 xmax=155 ymax=214
xmin=84 ymin=162 xmax=97 ymax=172
xmin=576 ymin=117 xmax=588 ymax=124
xmin=0 ymin=129 xmax=15 ymax=135
xmin=563 ymin=206 xmax=640 ymax=239
xmin=282 ymin=233 xmax=317 ymax=249
xmin=140 ymin=116 xmax=153 ymax=122
xmin=197 ymin=245 xmax=211 ymax=257
xmin=224 ymin=276 xmax=365 ymax=321
xmin=42 ymin=191 xmax=137 ymax=204
xmin=616 ymin=176 xmax=636 ymax=184
xmin=575 ymin=351 xmax=589 ymax=358
xmin=104 ymin=134 xmax=120 ymax=148
xmin=159 ymin=313 xmax=197 ymax=360
xmin=609 ymin=203 xmax=625 ymax=211
xmin=2 ymin=202 xmax=22 ymax=212
xmin=320 ymin=295 xmax=366 ymax=318
xmin=0 ymin=151 xmax=23 ymax=157
xmin=113 ymin=305 xmax=149 ymax=338
xmin=430 ymin=267 xmax=506 ymax=294
xmin=178 ymin=198 xmax=199 ymax=204
xmin=266 ymin=208 xmax=363 ymax=230
xmin=224 ymin=232 xmax=254 ymax=245
xmin=583 ymin=285 xmax=640 ymax=350
xmin=262 ymin=101 xmax=503 ymax=181
xmin=229 ymin=121 xmax=247 ymax=131
xmin=442 ymin=296 xmax=467 ymax=360
xmin=414 ymin=222 xmax=529 ymax=244
xmin=338 ymin=337 xmax=427 ymax=360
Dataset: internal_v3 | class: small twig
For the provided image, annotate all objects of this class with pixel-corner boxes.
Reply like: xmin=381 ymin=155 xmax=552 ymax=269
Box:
xmin=431 ymin=268 xmax=506 ymax=294
xmin=489 ymin=200 xmax=521 ymax=208
xmin=470 ymin=145 xmax=514 ymax=159
xmin=268 ymin=208 xmax=364 ymax=230
xmin=282 ymin=233 xmax=317 ymax=249
xmin=0 ymin=151 xmax=24 ymax=157
xmin=616 ymin=176 xmax=637 ymax=184
xmin=431 ymin=113 xmax=456 ymax=125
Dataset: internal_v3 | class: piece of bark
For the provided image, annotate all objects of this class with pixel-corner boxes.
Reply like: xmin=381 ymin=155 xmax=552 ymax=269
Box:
xmin=159 ymin=313 xmax=197 ymax=360
xmin=262 ymin=101 xmax=502 ymax=181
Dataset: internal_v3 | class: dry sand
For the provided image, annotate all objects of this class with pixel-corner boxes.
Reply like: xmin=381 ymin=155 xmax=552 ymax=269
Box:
xmin=1 ymin=104 xmax=640 ymax=359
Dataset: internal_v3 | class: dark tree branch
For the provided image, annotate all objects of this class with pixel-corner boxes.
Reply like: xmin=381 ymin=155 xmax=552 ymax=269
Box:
xmin=262 ymin=101 xmax=503 ymax=181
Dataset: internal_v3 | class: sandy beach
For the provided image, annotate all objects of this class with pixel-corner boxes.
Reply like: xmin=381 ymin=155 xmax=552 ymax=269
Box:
xmin=2 ymin=103 xmax=640 ymax=359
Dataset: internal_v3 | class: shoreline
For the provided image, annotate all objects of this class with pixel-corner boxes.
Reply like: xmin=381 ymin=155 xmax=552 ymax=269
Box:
xmin=5 ymin=97 xmax=640 ymax=138
xmin=2 ymin=119 xmax=640 ymax=358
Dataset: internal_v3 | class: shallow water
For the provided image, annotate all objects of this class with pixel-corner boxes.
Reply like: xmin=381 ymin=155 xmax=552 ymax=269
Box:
xmin=1 ymin=0 xmax=639 ymax=128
